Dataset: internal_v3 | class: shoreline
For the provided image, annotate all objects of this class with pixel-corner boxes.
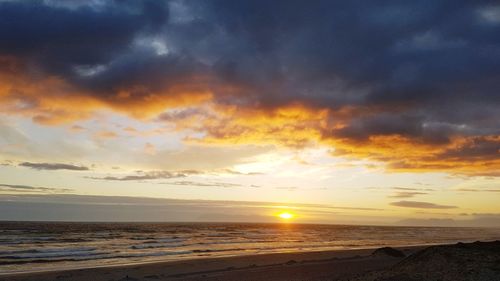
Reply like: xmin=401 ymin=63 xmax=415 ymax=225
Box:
xmin=0 ymin=240 xmax=479 ymax=276
xmin=0 ymin=243 xmax=438 ymax=275
xmin=0 ymin=245 xmax=428 ymax=281
xmin=3 ymin=240 xmax=500 ymax=281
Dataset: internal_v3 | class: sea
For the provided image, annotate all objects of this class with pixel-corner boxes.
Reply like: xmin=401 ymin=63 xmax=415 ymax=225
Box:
xmin=1 ymin=221 xmax=500 ymax=274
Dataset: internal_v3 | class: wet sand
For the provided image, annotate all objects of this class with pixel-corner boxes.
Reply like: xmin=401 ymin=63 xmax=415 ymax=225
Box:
xmin=0 ymin=246 xmax=424 ymax=281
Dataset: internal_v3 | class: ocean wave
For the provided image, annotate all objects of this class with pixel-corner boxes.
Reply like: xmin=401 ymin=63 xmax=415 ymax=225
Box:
xmin=0 ymin=247 xmax=98 ymax=259
xmin=0 ymin=250 xmax=193 ymax=265
xmin=131 ymin=242 xmax=185 ymax=249
xmin=130 ymin=237 xmax=182 ymax=242
xmin=192 ymin=248 xmax=244 ymax=253
xmin=195 ymin=240 xmax=245 ymax=245
xmin=1 ymin=222 xmax=500 ymax=274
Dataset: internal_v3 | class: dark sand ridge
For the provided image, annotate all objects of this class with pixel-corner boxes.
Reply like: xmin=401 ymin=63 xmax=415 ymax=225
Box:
xmin=346 ymin=240 xmax=500 ymax=281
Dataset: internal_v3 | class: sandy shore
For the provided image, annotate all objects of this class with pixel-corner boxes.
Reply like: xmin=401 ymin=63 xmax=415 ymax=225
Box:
xmin=0 ymin=246 xmax=424 ymax=281
xmin=6 ymin=241 xmax=500 ymax=281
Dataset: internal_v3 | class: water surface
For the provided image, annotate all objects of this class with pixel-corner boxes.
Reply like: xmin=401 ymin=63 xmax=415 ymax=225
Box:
xmin=1 ymin=222 xmax=499 ymax=274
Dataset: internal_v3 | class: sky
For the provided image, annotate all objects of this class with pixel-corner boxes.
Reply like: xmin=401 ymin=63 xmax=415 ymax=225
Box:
xmin=0 ymin=0 xmax=500 ymax=226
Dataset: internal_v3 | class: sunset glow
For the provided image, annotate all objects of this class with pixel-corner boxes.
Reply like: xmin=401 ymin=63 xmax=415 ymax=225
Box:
xmin=278 ymin=212 xmax=295 ymax=220
xmin=0 ymin=0 xmax=499 ymax=228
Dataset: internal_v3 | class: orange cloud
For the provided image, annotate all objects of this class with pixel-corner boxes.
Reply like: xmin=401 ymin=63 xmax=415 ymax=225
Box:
xmin=161 ymin=103 xmax=500 ymax=177
xmin=107 ymin=83 xmax=212 ymax=119
xmin=0 ymin=57 xmax=102 ymax=124
xmin=1 ymin=56 xmax=499 ymax=177
xmin=168 ymin=103 xmax=328 ymax=148
xmin=95 ymin=130 xmax=118 ymax=139
xmin=328 ymin=134 xmax=500 ymax=176
xmin=0 ymin=56 xmax=212 ymax=124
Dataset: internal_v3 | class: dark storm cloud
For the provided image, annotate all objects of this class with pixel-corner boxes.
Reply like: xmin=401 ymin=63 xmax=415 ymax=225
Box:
xmin=437 ymin=137 xmax=500 ymax=161
xmin=328 ymin=112 xmax=494 ymax=145
xmin=3 ymin=0 xmax=499 ymax=105
xmin=1 ymin=0 xmax=500 ymax=173
xmin=0 ymin=0 xmax=168 ymax=71
xmin=202 ymin=0 xmax=500 ymax=106
xmin=19 ymin=162 xmax=89 ymax=171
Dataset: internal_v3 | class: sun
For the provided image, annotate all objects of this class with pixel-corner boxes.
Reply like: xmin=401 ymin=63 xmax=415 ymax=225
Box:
xmin=278 ymin=211 xmax=295 ymax=220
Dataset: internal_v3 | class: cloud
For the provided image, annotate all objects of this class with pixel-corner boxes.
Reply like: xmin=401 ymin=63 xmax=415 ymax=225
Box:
xmin=161 ymin=181 xmax=243 ymax=188
xmin=389 ymin=191 xmax=428 ymax=198
xmin=19 ymin=162 xmax=89 ymax=171
xmin=390 ymin=200 xmax=458 ymax=209
xmin=1 ymin=1 xmax=500 ymax=176
xmin=396 ymin=218 xmax=458 ymax=227
xmin=95 ymin=130 xmax=118 ymax=139
xmin=386 ymin=186 xmax=434 ymax=198
xmin=466 ymin=213 xmax=500 ymax=227
xmin=275 ymin=186 xmax=299 ymax=191
xmin=327 ymin=206 xmax=383 ymax=211
xmin=88 ymin=170 xmax=200 ymax=181
xmin=366 ymin=186 xmax=435 ymax=194
xmin=87 ymin=166 xmax=265 ymax=182
xmin=456 ymin=188 xmax=500 ymax=193
xmin=477 ymin=5 xmax=500 ymax=23
xmin=397 ymin=213 xmax=500 ymax=227
xmin=393 ymin=187 xmax=435 ymax=191
xmin=332 ymin=135 xmax=500 ymax=177
xmin=0 ymin=183 xmax=71 ymax=193
xmin=69 ymin=124 xmax=85 ymax=132
xmin=220 ymin=169 xmax=265 ymax=176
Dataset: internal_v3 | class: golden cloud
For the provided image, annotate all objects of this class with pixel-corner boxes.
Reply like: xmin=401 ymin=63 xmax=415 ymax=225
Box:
xmin=167 ymin=104 xmax=500 ymax=177
xmin=1 ymin=56 xmax=499 ymax=177
xmin=0 ymin=56 xmax=212 ymax=124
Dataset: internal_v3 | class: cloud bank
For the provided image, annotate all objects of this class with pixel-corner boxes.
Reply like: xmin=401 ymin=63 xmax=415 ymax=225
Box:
xmin=0 ymin=183 xmax=72 ymax=193
xmin=19 ymin=162 xmax=89 ymax=171
xmin=88 ymin=170 xmax=199 ymax=181
xmin=390 ymin=200 xmax=458 ymax=209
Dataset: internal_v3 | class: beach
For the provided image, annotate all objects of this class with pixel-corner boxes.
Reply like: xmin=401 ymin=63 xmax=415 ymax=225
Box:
xmin=3 ymin=222 xmax=500 ymax=275
xmin=2 ymin=222 xmax=500 ymax=280
xmin=3 ymin=241 xmax=500 ymax=281
xmin=0 ymin=246 xmax=423 ymax=281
